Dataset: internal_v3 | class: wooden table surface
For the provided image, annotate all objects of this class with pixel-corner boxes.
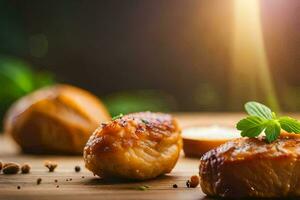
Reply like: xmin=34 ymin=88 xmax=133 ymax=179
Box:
xmin=1 ymin=113 xmax=298 ymax=200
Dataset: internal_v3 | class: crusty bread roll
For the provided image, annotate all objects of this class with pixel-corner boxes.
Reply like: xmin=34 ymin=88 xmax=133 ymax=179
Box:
xmin=4 ymin=84 xmax=110 ymax=154
xmin=84 ymin=112 xmax=182 ymax=180
xmin=183 ymin=126 xmax=240 ymax=157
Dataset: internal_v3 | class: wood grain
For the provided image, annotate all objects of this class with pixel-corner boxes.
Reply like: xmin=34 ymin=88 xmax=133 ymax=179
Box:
xmin=2 ymin=113 xmax=297 ymax=200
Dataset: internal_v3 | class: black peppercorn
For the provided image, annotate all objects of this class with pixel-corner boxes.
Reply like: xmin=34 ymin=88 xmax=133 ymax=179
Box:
xmin=75 ymin=165 xmax=81 ymax=172
xmin=186 ymin=180 xmax=191 ymax=188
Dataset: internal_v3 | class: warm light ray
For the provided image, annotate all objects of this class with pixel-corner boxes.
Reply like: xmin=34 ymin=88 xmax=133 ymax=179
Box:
xmin=230 ymin=0 xmax=279 ymax=110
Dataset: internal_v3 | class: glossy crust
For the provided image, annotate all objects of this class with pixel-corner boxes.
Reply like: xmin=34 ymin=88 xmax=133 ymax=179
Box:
xmin=84 ymin=112 xmax=182 ymax=180
xmin=199 ymin=133 xmax=300 ymax=198
xmin=4 ymin=84 xmax=110 ymax=154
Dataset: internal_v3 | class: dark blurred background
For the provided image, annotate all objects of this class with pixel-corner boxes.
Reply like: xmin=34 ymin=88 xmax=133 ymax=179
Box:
xmin=0 ymin=0 xmax=300 ymax=119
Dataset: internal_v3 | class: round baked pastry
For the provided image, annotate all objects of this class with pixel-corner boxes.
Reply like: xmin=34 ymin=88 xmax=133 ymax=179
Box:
xmin=84 ymin=112 xmax=182 ymax=180
xmin=4 ymin=84 xmax=110 ymax=154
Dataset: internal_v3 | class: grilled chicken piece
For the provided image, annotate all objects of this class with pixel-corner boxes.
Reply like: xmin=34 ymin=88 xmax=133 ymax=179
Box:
xmin=199 ymin=133 xmax=300 ymax=198
xmin=84 ymin=112 xmax=182 ymax=180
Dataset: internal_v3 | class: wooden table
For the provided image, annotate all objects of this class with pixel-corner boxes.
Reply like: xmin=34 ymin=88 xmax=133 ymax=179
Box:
xmin=0 ymin=113 xmax=289 ymax=200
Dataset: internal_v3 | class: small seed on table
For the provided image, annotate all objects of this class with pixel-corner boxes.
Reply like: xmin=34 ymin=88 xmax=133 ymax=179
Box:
xmin=2 ymin=162 xmax=20 ymax=174
xmin=75 ymin=165 xmax=81 ymax=172
xmin=189 ymin=175 xmax=200 ymax=188
xmin=21 ymin=163 xmax=31 ymax=174
xmin=37 ymin=178 xmax=42 ymax=185
xmin=186 ymin=180 xmax=191 ymax=188
xmin=44 ymin=160 xmax=57 ymax=172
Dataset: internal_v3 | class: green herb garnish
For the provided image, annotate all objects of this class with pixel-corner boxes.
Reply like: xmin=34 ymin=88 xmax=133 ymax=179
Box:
xmin=237 ymin=101 xmax=300 ymax=142
xmin=112 ymin=113 xmax=123 ymax=120
xmin=134 ymin=185 xmax=150 ymax=191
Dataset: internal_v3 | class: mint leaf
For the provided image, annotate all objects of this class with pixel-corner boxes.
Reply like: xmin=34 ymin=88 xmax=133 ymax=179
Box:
xmin=236 ymin=116 xmax=266 ymax=130
xmin=265 ymin=120 xmax=281 ymax=142
xmin=237 ymin=101 xmax=300 ymax=142
xmin=241 ymin=126 xmax=265 ymax=137
xmin=237 ymin=116 xmax=266 ymax=137
xmin=279 ymin=117 xmax=300 ymax=133
xmin=245 ymin=101 xmax=273 ymax=120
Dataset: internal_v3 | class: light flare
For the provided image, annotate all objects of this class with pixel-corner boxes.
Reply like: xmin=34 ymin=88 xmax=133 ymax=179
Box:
xmin=230 ymin=0 xmax=279 ymax=111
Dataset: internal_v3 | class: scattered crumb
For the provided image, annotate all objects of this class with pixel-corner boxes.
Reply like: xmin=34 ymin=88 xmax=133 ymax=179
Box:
xmin=172 ymin=184 xmax=178 ymax=188
xmin=54 ymin=179 xmax=58 ymax=183
xmin=21 ymin=163 xmax=31 ymax=174
xmin=44 ymin=160 xmax=57 ymax=172
xmin=75 ymin=166 xmax=81 ymax=172
xmin=17 ymin=185 xmax=21 ymax=190
xmin=56 ymin=185 xmax=59 ymax=188
xmin=81 ymin=176 xmax=85 ymax=178
xmin=189 ymin=175 xmax=200 ymax=188
xmin=37 ymin=178 xmax=42 ymax=185
xmin=186 ymin=180 xmax=190 ymax=188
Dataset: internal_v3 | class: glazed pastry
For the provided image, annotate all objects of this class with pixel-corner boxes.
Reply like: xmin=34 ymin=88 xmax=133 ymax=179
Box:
xmin=84 ymin=112 xmax=182 ymax=180
xmin=199 ymin=133 xmax=300 ymax=198
xmin=4 ymin=84 xmax=110 ymax=154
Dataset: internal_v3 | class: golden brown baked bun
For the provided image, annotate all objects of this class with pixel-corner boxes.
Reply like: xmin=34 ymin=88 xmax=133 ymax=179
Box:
xmin=84 ymin=112 xmax=182 ymax=180
xmin=4 ymin=84 xmax=110 ymax=154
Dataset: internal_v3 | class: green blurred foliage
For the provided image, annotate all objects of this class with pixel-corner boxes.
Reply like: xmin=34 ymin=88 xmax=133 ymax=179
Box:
xmin=103 ymin=90 xmax=177 ymax=117
xmin=0 ymin=56 xmax=55 ymax=130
